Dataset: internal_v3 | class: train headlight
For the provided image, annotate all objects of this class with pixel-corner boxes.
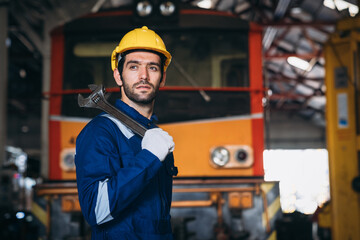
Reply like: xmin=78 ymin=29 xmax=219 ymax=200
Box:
xmin=210 ymin=145 xmax=254 ymax=169
xmin=60 ymin=149 xmax=76 ymax=171
xmin=235 ymin=149 xmax=248 ymax=162
xmin=211 ymin=147 xmax=230 ymax=167
xmin=160 ymin=1 xmax=176 ymax=16
xmin=136 ymin=1 xmax=153 ymax=17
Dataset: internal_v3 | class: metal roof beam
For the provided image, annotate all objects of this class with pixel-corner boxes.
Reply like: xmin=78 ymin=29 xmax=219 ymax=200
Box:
xmin=10 ymin=8 xmax=44 ymax=55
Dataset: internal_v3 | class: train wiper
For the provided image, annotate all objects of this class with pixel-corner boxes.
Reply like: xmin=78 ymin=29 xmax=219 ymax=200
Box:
xmin=172 ymin=59 xmax=211 ymax=102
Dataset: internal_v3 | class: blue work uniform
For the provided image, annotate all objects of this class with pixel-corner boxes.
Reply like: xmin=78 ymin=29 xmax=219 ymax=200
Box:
xmin=75 ymin=99 xmax=177 ymax=240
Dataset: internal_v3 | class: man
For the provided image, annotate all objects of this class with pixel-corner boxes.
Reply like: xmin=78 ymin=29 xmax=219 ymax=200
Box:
xmin=75 ymin=26 xmax=177 ymax=240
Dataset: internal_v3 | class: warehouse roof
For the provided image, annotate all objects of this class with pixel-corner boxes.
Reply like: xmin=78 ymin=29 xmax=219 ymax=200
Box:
xmin=6 ymin=0 xmax=358 ymax=127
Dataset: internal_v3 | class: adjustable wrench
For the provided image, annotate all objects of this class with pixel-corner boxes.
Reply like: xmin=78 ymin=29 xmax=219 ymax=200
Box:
xmin=78 ymin=84 xmax=147 ymax=137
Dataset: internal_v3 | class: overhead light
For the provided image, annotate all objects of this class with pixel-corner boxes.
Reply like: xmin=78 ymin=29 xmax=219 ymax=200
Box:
xmin=323 ymin=0 xmax=359 ymax=17
xmin=197 ymin=0 xmax=212 ymax=9
xmin=323 ymin=0 xmax=336 ymax=9
xmin=160 ymin=1 xmax=176 ymax=16
xmin=136 ymin=0 xmax=153 ymax=17
xmin=334 ymin=0 xmax=350 ymax=11
xmin=16 ymin=212 xmax=25 ymax=220
xmin=348 ymin=4 xmax=359 ymax=16
xmin=290 ymin=7 xmax=303 ymax=15
xmin=287 ymin=56 xmax=312 ymax=72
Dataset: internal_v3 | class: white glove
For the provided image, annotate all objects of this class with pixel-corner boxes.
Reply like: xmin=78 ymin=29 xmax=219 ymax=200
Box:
xmin=141 ymin=128 xmax=175 ymax=162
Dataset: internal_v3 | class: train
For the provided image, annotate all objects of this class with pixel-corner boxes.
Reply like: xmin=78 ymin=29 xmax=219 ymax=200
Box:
xmin=33 ymin=1 xmax=281 ymax=239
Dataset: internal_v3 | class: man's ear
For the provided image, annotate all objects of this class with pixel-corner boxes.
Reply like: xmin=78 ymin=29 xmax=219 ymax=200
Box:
xmin=160 ymin=71 xmax=166 ymax=88
xmin=113 ymin=68 xmax=123 ymax=86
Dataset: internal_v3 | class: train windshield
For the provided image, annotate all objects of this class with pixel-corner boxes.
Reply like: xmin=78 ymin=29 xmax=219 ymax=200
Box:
xmin=64 ymin=30 xmax=249 ymax=90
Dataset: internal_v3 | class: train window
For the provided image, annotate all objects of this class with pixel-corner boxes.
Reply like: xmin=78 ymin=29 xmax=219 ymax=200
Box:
xmin=62 ymin=30 xmax=249 ymax=118
xmin=221 ymin=58 xmax=248 ymax=87
xmin=64 ymin=41 xmax=117 ymax=90
xmin=73 ymin=42 xmax=114 ymax=57
xmin=63 ymin=30 xmax=248 ymax=90
xmin=163 ymin=31 xmax=248 ymax=87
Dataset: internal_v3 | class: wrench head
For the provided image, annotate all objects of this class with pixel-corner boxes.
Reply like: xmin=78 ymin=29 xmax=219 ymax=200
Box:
xmin=78 ymin=84 xmax=106 ymax=108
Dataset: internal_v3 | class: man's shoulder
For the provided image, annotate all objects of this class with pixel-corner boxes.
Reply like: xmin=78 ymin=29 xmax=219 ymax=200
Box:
xmin=86 ymin=114 xmax=112 ymax=128
xmin=80 ymin=114 xmax=135 ymax=140
xmin=78 ymin=114 xmax=115 ymax=136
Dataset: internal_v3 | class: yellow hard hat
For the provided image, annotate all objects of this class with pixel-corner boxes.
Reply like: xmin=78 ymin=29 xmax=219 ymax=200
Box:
xmin=111 ymin=26 xmax=171 ymax=71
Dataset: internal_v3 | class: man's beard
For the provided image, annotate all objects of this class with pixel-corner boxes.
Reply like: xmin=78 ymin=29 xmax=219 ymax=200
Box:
xmin=123 ymin=79 xmax=160 ymax=105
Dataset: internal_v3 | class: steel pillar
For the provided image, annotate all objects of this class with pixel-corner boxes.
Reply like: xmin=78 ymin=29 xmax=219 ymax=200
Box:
xmin=0 ymin=0 xmax=9 ymax=167
xmin=324 ymin=17 xmax=360 ymax=240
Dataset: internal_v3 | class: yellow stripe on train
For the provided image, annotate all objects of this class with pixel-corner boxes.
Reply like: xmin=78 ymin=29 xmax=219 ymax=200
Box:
xmin=261 ymin=183 xmax=281 ymax=240
xmin=31 ymin=201 xmax=48 ymax=227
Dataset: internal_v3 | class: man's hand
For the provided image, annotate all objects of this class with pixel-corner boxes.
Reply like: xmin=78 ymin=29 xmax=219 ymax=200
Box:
xmin=141 ymin=128 xmax=175 ymax=162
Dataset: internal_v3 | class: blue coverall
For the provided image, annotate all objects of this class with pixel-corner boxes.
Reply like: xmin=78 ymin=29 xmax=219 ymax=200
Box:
xmin=75 ymin=99 xmax=177 ymax=239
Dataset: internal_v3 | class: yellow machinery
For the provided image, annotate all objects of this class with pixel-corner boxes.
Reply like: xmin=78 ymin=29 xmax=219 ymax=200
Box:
xmin=324 ymin=16 xmax=360 ymax=240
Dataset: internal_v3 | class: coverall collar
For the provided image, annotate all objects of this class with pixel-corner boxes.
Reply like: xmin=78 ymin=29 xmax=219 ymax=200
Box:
xmin=115 ymin=99 xmax=158 ymax=128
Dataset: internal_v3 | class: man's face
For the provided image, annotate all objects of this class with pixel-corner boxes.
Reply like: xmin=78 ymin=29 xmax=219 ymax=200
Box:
xmin=114 ymin=51 xmax=166 ymax=106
